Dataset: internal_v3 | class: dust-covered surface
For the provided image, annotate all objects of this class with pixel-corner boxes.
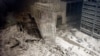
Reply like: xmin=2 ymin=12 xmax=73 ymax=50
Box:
xmin=0 ymin=25 xmax=100 ymax=56
xmin=0 ymin=25 xmax=72 ymax=56
xmin=56 ymin=25 xmax=100 ymax=56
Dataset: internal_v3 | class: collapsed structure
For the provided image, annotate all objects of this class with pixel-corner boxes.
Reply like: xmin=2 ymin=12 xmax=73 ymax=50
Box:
xmin=29 ymin=0 xmax=66 ymax=42
xmin=1 ymin=0 xmax=100 ymax=56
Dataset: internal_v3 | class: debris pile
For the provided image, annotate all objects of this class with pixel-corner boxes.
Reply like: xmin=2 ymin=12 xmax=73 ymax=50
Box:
xmin=0 ymin=25 xmax=100 ymax=56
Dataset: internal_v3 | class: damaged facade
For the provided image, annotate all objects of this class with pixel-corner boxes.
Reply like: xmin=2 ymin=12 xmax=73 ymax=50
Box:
xmin=80 ymin=0 xmax=100 ymax=38
xmin=10 ymin=0 xmax=67 ymax=43
xmin=31 ymin=0 xmax=66 ymax=42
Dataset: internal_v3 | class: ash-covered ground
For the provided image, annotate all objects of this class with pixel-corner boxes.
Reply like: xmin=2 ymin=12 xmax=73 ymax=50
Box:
xmin=0 ymin=25 xmax=68 ymax=56
xmin=0 ymin=25 xmax=100 ymax=56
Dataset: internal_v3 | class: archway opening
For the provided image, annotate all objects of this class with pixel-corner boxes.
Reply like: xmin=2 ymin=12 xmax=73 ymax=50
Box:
xmin=56 ymin=15 xmax=62 ymax=28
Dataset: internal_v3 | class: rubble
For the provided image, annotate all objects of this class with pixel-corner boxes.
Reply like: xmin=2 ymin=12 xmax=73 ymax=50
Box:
xmin=0 ymin=25 xmax=72 ymax=56
xmin=0 ymin=25 xmax=100 ymax=56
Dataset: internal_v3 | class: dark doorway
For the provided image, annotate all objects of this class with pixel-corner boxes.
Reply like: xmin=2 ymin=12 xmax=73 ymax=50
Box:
xmin=56 ymin=15 xmax=62 ymax=28
xmin=66 ymin=1 xmax=83 ymax=29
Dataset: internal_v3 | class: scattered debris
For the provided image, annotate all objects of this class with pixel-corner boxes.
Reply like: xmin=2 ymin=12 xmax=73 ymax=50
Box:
xmin=0 ymin=25 xmax=100 ymax=56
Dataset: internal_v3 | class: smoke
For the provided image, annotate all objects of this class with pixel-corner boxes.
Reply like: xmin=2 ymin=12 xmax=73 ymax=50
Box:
xmin=0 ymin=0 xmax=25 ymax=28
xmin=0 ymin=0 xmax=36 ymax=28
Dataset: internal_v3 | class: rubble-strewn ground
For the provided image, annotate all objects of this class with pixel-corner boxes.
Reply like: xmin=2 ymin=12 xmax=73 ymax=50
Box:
xmin=57 ymin=25 xmax=100 ymax=56
xmin=0 ymin=25 xmax=100 ymax=56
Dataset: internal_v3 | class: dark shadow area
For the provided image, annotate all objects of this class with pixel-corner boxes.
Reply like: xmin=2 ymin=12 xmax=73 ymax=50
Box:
xmin=0 ymin=0 xmax=37 ymax=30
xmin=27 ymin=14 xmax=43 ymax=39
xmin=66 ymin=0 xmax=83 ymax=29
xmin=56 ymin=15 xmax=62 ymax=28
